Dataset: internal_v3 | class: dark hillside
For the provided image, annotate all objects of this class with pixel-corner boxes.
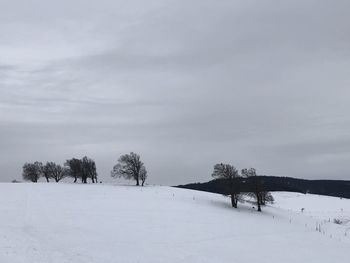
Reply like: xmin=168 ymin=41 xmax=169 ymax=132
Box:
xmin=176 ymin=176 xmax=350 ymax=199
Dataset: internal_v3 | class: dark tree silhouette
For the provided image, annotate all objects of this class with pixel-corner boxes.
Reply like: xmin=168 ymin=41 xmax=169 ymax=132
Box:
xmin=261 ymin=191 xmax=274 ymax=205
xmin=80 ymin=157 xmax=88 ymax=184
xmin=241 ymin=168 xmax=273 ymax=212
xmin=42 ymin=162 xmax=51 ymax=182
xmin=111 ymin=152 xmax=147 ymax=186
xmin=140 ymin=166 xmax=147 ymax=186
xmin=22 ymin=162 xmax=43 ymax=183
xmin=45 ymin=162 xmax=68 ymax=182
xmin=212 ymin=163 xmax=242 ymax=208
xmin=65 ymin=158 xmax=82 ymax=183
xmin=81 ymin=156 xmax=98 ymax=184
xmin=65 ymin=157 xmax=97 ymax=184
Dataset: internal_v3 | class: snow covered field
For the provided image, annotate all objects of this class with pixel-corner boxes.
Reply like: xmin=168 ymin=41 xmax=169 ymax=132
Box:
xmin=0 ymin=183 xmax=349 ymax=263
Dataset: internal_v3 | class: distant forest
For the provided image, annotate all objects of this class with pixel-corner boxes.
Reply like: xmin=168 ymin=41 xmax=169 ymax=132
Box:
xmin=176 ymin=176 xmax=350 ymax=199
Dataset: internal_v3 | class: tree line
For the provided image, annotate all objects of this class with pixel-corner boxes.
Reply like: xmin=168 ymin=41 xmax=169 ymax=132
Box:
xmin=22 ymin=156 xmax=98 ymax=184
xmin=22 ymin=152 xmax=148 ymax=186
xmin=212 ymin=163 xmax=273 ymax=212
xmin=22 ymin=154 xmax=270 ymax=211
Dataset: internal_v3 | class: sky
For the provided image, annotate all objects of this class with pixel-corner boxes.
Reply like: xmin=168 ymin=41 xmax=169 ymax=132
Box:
xmin=1 ymin=0 xmax=350 ymax=185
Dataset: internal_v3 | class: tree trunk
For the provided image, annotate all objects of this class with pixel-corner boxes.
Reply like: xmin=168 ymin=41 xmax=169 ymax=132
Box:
xmin=231 ymin=195 xmax=237 ymax=208
xmin=257 ymin=195 xmax=262 ymax=212
xmin=136 ymin=178 xmax=140 ymax=186
xmin=74 ymin=176 xmax=77 ymax=183
xmin=45 ymin=176 xmax=49 ymax=183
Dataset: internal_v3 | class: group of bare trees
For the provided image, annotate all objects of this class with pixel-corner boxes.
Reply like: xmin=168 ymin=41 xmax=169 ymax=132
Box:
xmin=212 ymin=164 xmax=273 ymax=211
xmin=23 ymin=161 xmax=69 ymax=183
xmin=22 ymin=152 xmax=149 ymax=186
xmin=65 ymin=157 xmax=98 ymax=184
xmin=22 ymin=156 xmax=98 ymax=184
xmin=22 ymin=153 xmax=271 ymax=212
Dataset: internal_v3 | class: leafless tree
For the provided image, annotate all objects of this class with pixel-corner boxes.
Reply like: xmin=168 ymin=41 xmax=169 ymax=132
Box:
xmin=140 ymin=166 xmax=147 ymax=186
xmin=241 ymin=168 xmax=272 ymax=212
xmin=212 ymin=163 xmax=242 ymax=208
xmin=44 ymin=162 xmax=68 ymax=182
xmin=42 ymin=162 xmax=51 ymax=182
xmin=261 ymin=191 xmax=274 ymax=205
xmin=65 ymin=158 xmax=82 ymax=183
xmin=22 ymin=162 xmax=43 ymax=183
xmin=111 ymin=152 xmax=147 ymax=186
xmin=65 ymin=157 xmax=97 ymax=183
xmin=81 ymin=156 xmax=98 ymax=183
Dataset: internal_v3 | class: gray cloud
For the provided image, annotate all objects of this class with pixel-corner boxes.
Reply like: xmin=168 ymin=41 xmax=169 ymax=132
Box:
xmin=1 ymin=0 xmax=350 ymax=184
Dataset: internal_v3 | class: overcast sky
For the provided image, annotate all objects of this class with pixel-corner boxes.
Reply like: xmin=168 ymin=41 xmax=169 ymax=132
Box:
xmin=1 ymin=0 xmax=350 ymax=185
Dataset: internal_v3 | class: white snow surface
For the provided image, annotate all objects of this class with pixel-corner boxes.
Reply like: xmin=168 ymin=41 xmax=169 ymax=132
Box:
xmin=0 ymin=183 xmax=349 ymax=263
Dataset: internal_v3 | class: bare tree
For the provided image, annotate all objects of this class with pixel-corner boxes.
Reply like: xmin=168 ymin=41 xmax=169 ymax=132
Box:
xmin=65 ymin=157 xmax=97 ymax=183
xmin=81 ymin=156 xmax=98 ymax=183
xmin=65 ymin=158 xmax=82 ymax=183
xmin=42 ymin=162 xmax=51 ymax=182
xmin=212 ymin=163 xmax=242 ymax=208
xmin=111 ymin=152 xmax=147 ymax=186
xmin=80 ymin=157 xmax=89 ymax=184
xmin=22 ymin=162 xmax=43 ymax=183
xmin=261 ymin=191 xmax=274 ymax=205
xmin=140 ymin=166 xmax=147 ymax=186
xmin=44 ymin=162 xmax=68 ymax=182
xmin=241 ymin=168 xmax=272 ymax=212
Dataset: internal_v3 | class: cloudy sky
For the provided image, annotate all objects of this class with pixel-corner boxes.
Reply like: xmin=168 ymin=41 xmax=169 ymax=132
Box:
xmin=1 ymin=0 xmax=350 ymax=185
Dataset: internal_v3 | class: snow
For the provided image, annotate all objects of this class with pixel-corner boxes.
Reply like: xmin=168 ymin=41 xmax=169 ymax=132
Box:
xmin=0 ymin=183 xmax=349 ymax=263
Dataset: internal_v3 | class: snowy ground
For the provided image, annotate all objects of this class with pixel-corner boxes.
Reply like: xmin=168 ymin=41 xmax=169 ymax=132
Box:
xmin=0 ymin=183 xmax=349 ymax=263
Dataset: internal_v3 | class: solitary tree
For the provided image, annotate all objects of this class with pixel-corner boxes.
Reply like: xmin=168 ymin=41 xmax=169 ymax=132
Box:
xmin=241 ymin=168 xmax=272 ymax=212
xmin=111 ymin=152 xmax=147 ymax=186
xmin=212 ymin=163 xmax=242 ymax=208
xmin=22 ymin=162 xmax=43 ymax=183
